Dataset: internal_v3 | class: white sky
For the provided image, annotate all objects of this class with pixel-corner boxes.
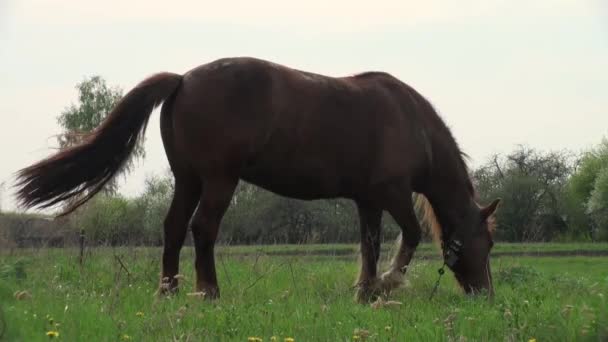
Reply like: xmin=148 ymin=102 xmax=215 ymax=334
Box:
xmin=1 ymin=0 xmax=607 ymax=212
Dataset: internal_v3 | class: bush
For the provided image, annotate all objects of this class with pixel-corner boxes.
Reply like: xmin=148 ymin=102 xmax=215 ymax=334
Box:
xmin=72 ymin=195 xmax=144 ymax=245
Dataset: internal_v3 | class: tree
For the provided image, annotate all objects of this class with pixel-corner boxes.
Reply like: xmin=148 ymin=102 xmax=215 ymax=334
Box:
xmin=57 ymin=76 xmax=145 ymax=194
xmin=473 ymin=146 xmax=577 ymax=241
xmin=569 ymin=138 xmax=608 ymax=240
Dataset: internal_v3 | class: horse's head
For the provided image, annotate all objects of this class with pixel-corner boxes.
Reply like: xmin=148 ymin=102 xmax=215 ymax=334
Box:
xmin=447 ymin=198 xmax=500 ymax=296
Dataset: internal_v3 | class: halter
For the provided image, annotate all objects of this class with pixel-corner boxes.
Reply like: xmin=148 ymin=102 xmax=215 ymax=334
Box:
xmin=429 ymin=237 xmax=463 ymax=300
xmin=443 ymin=238 xmax=463 ymax=269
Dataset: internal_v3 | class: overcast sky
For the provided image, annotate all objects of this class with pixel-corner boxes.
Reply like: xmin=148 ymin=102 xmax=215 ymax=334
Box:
xmin=1 ymin=0 xmax=607 ymax=212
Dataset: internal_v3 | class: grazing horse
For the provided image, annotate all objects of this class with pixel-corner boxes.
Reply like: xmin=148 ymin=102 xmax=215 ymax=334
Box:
xmin=16 ymin=57 xmax=500 ymax=302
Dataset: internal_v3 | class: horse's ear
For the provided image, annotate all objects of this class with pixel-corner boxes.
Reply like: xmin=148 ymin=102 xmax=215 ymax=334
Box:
xmin=480 ymin=198 xmax=501 ymax=219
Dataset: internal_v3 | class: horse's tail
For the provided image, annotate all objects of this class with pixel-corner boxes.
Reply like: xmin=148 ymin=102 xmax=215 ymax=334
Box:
xmin=16 ymin=72 xmax=183 ymax=216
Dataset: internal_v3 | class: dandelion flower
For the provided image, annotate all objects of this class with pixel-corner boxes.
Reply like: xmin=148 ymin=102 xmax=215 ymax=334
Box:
xmin=528 ymin=339 xmax=536 ymax=342
xmin=136 ymin=311 xmax=144 ymax=317
xmin=121 ymin=334 xmax=132 ymax=341
xmin=46 ymin=330 xmax=59 ymax=338
xmin=247 ymin=337 xmax=262 ymax=342
xmin=284 ymin=338 xmax=295 ymax=342
xmin=353 ymin=336 xmax=361 ymax=341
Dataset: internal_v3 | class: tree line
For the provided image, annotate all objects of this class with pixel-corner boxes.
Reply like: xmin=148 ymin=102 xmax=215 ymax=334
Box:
xmin=1 ymin=76 xmax=607 ymax=246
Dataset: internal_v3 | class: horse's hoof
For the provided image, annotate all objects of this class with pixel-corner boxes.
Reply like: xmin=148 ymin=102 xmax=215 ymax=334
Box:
xmin=379 ymin=270 xmax=405 ymax=294
xmin=193 ymin=286 xmax=220 ymax=300
xmin=157 ymin=286 xmax=178 ymax=297
xmin=354 ymin=280 xmax=381 ymax=304
xmin=157 ymin=277 xmax=179 ymax=296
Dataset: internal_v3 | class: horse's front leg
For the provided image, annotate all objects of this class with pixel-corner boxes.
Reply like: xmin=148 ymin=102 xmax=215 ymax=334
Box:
xmin=379 ymin=192 xmax=422 ymax=294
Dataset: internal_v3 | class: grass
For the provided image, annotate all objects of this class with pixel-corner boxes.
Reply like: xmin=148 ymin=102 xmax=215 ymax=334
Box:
xmin=1 ymin=245 xmax=607 ymax=341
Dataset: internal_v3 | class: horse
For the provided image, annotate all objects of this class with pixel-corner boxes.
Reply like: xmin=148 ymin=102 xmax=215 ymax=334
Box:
xmin=16 ymin=57 xmax=500 ymax=302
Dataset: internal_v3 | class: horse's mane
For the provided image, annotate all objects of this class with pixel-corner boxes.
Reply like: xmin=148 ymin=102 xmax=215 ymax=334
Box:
xmin=406 ymin=96 xmax=494 ymax=243
xmin=414 ymin=193 xmax=442 ymax=244
xmin=415 ymin=191 xmax=497 ymax=246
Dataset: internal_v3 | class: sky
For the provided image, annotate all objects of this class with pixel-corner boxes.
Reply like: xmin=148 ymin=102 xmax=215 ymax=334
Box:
xmin=0 ymin=0 xmax=607 ymax=212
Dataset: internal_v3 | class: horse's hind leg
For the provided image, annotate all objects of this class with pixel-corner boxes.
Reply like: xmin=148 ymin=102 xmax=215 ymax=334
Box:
xmin=354 ymin=201 xmax=383 ymax=303
xmin=159 ymin=172 xmax=201 ymax=295
xmin=190 ymin=176 xmax=238 ymax=299
xmin=379 ymin=189 xmax=422 ymax=294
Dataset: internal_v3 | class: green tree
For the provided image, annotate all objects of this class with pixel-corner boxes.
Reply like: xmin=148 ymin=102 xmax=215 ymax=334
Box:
xmin=569 ymin=138 xmax=608 ymax=240
xmin=57 ymin=76 xmax=145 ymax=194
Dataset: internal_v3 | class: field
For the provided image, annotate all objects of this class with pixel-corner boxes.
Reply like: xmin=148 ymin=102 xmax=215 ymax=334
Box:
xmin=1 ymin=243 xmax=607 ymax=341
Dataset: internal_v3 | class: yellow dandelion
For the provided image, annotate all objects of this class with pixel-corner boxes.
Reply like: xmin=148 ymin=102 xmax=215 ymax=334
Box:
xmin=528 ymin=339 xmax=536 ymax=342
xmin=353 ymin=335 xmax=361 ymax=341
xmin=284 ymin=338 xmax=295 ymax=342
xmin=121 ymin=334 xmax=132 ymax=341
xmin=247 ymin=337 xmax=263 ymax=342
xmin=135 ymin=311 xmax=144 ymax=317
xmin=46 ymin=330 xmax=59 ymax=338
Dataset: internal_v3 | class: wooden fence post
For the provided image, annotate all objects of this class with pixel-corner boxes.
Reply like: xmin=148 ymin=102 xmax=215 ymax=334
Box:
xmin=79 ymin=229 xmax=85 ymax=266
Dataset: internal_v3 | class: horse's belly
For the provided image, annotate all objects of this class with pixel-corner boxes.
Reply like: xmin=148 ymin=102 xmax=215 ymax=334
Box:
xmin=240 ymin=161 xmax=351 ymax=200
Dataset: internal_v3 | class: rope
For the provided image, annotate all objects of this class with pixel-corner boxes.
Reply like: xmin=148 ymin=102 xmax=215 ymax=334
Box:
xmin=428 ymin=263 xmax=446 ymax=300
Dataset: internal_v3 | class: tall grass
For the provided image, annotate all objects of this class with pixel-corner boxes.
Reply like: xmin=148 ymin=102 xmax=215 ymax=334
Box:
xmin=1 ymin=245 xmax=607 ymax=341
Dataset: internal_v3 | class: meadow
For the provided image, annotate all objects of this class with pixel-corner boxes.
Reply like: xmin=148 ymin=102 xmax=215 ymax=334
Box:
xmin=1 ymin=243 xmax=607 ymax=341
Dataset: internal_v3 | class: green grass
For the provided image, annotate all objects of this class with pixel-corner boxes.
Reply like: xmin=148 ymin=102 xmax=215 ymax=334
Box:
xmin=1 ymin=245 xmax=607 ymax=341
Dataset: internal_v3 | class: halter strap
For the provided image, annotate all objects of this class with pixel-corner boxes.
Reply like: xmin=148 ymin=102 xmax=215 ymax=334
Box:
xmin=442 ymin=237 xmax=463 ymax=268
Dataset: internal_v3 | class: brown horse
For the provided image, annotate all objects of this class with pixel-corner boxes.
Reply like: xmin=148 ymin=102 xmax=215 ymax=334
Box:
xmin=16 ymin=57 xmax=499 ymax=302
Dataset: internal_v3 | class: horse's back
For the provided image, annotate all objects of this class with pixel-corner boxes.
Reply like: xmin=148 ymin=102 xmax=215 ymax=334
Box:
xmin=168 ymin=57 xmax=428 ymax=198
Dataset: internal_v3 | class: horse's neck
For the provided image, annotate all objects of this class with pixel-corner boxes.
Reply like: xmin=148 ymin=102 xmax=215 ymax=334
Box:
xmin=423 ymin=156 xmax=476 ymax=241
